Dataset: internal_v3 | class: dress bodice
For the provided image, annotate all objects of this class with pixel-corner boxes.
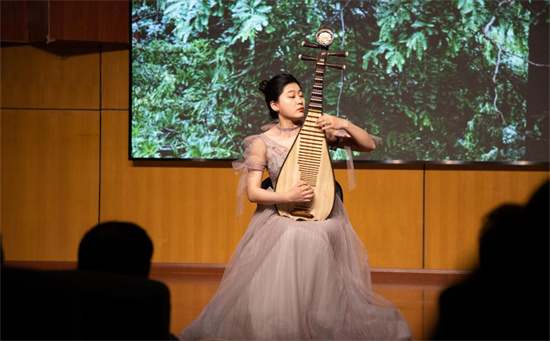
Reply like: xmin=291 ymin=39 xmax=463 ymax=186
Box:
xmin=258 ymin=134 xmax=291 ymax=188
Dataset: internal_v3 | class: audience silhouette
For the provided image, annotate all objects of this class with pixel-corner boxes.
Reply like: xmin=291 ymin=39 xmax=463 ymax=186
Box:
xmin=2 ymin=221 xmax=173 ymax=340
xmin=3 ymin=185 xmax=547 ymax=340
xmin=432 ymin=180 xmax=549 ymax=340
xmin=78 ymin=221 xmax=153 ymax=278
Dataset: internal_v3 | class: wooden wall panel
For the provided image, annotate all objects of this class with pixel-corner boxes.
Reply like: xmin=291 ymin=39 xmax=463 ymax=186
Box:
xmin=100 ymin=110 xmax=256 ymax=264
xmin=101 ymin=46 xmax=129 ymax=109
xmin=2 ymin=43 xmax=547 ymax=271
xmin=97 ymin=1 xmax=130 ymax=43
xmin=50 ymin=1 xmax=99 ymax=42
xmin=0 ymin=45 xmax=100 ymax=109
xmin=424 ymin=169 xmax=549 ymax=270
xmin=1 ymin=110 xmax=100 ymax=261
xmin=26 ymin=0 xmax=49 ymax=42
xmin=0 ymin=0 xmax=29 ymax=42
xmin=334 ymin=166 xmax=424 ymax=269
xmin=49 ymin=0 xmax=129 ymax=43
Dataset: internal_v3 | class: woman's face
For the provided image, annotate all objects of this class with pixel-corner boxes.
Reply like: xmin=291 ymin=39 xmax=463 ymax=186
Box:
xmin=270 ymin=83 xmax=305 ymax=121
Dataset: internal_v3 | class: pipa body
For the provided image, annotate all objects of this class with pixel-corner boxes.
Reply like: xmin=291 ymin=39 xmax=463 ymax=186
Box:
xmin=275 ymin=49 xmax=336 ymax=221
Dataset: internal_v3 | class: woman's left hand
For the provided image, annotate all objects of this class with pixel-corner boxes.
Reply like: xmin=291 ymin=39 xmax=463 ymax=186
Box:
xmin=316 ymin=112 xmax=376 ymax=152
xmin=316 ymin=113 xmax=349 ymax=131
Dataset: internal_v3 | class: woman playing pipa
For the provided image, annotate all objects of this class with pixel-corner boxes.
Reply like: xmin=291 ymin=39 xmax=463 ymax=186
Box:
xmin=178 ymin=28 xmax=412 ymax=341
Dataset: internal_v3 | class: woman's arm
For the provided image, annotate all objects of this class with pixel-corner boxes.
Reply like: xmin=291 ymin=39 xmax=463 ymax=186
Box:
xmin=247 ymin=169 xmax=314 ymax=205
xmin=316 ymin=113 xmax=376 ymax=152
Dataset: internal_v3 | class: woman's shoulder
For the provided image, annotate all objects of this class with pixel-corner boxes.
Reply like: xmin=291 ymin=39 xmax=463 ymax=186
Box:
xmin=260 ymin=129 xmax=276 ymax=141
xmin=243 ymin=133 xmax=268 ymax=152
xmin=259 ymin=131 xmax=287 ymax=150
xmin=242 ymin=124 xmax=282 ymax=151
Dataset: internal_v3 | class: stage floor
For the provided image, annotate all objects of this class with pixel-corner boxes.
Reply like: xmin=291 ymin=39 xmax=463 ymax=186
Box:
xmin=151 ymin=271 xmax=457 ymax=340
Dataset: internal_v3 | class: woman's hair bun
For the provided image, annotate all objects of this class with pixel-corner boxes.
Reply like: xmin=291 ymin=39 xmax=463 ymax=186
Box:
xmin=258 ymin=80 xmax=269 ymax=94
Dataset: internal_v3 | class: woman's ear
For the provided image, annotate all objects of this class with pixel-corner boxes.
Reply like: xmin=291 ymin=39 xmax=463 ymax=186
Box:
xmin=270 ymin=101 xmax=279 ymax=113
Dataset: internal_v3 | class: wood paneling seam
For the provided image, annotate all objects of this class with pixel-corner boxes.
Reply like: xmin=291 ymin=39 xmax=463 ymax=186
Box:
xmin=422 ymin=164 xmax=426 ymax=269
xmin=98 ymin=43 xmax=102 ymax=225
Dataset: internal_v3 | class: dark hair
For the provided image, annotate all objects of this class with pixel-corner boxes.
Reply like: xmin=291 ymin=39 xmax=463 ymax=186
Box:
xmin=259 ymin=74 xmax=302 ymax=120
xmin=78 ymin=221 xmax=153 ymax=278
xmin=478 ymin=204 xmax=523 ymax=269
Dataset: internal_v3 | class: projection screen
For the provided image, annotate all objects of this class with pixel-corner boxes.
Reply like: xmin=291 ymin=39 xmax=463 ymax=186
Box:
xmin=131 ymin=0 xmax=549 ymax=162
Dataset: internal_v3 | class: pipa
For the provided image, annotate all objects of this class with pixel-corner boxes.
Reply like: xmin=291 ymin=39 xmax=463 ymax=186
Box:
xmin=275 ymin=27 xmax=347 ymax=221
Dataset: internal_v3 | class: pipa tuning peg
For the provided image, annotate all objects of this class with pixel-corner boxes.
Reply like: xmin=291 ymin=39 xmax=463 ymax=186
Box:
xmin=301 ymin=41 xmax=320 ymax=49
xmin=327 ymin=51 xmax=348 ymax=58
xmin=327 ymin=63 xmax=346 ymax=70
xmin=298 ymin=54 xmax=317 ymax=62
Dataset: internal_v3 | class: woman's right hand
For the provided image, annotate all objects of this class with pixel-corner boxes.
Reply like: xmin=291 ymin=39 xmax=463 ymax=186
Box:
xmin=286 ymin=182 xmax=314 ymax=203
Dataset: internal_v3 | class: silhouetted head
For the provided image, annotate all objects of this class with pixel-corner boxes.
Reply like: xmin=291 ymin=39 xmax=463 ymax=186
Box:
xmin=78 ymin=222 xmax=153 ymax=278
xmin=522 ymin=180 xmax=550 ymax=271
xmin=525 ymin=180 xmax=549 ymax=228
xmin=478 ymin=204 xmax=524 ymax=269
xmin=259 ymin=74 xmax=302 ymax=120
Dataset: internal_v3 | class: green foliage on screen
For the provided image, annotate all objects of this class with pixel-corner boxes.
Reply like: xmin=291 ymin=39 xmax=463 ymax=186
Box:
xmin=131 ymin=0 xmax=549 ymax=161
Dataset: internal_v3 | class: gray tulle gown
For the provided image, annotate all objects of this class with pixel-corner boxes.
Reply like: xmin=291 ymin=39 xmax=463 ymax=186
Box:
xmin=178 ymin=132 xmax=412 ymax=340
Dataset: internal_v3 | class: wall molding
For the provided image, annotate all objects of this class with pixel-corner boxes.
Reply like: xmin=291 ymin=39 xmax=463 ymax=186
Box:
xmin=4 ymin=261 xmax=471 ymax=286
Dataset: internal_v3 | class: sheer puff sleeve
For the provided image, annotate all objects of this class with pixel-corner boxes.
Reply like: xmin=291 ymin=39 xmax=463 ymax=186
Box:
xmin=232 ymin=135 xmax=267 ymax=216
xmin=328 ymin=129 xmax=357 ymax=191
